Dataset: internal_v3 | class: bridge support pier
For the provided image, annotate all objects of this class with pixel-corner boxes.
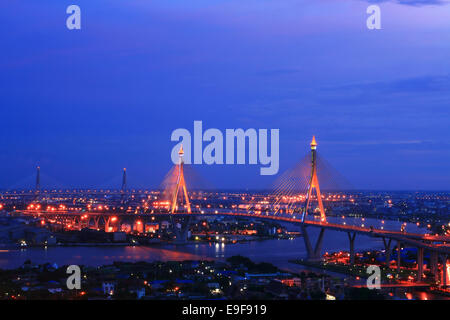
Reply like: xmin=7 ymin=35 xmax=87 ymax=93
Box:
xmin=301 ymin=225 xmax=325 ymax=262
xmin=430 ymin=251 xmax=439 ymax=281
xmin=93 ymin=217 xmax=100 ymax=230
xmin=417 ymin=247 xmax=424 ymax=282
xmin=105 ymin=217 xmax=113 ymax=232
xmin=74 ymin=217 xmax=81 ymax=230
xmin=382 ymin=238 xmax=392 ymax=268
xmin=174 ymin=217 xmax=192 ymax=244
xmin=440 ymin=254 xmax=448 ymax=288
xmin=347 ymin=232 xmax=356 ymax=265
xmin=129 ymin=220 xmax=134 ymax=233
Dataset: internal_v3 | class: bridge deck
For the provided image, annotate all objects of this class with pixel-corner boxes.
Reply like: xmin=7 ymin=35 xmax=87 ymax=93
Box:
xmin=17 ymin=210 xmax=450 ymax=254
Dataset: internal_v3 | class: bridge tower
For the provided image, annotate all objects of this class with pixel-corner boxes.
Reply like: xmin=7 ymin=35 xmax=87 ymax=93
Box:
xmin=120 ymin=168 xmax=127 ymax=204
xmin=170 ymin=145 xmax=191 ymax=214
xmin=35 ymin=166 xmax=41 ymax=201
xmin=120 ymin=168 xmax=127 ymax=194
xmin=302 ymin=136 xmax=326 ymax=223
xmin=300 ymin=136 xmax=327 ymax=262
xmin=121 ymin=168 xmax=127 ymax=193
xmin=36 ymin=166 xmax=41 ymax=193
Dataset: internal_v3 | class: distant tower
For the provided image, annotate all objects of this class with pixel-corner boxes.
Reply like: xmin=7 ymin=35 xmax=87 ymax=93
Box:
xmin=302 ymin=136 xmax=326 ymax=223
xmin=36 ymin=166 xmax=41 ymax=194
xmin=170 ymin=145 xmax=192 ymax=213
xmin=121 ymin=168 xmax=127 ymax=193
xmin=120 ymin=168 xmax=127 ymax=205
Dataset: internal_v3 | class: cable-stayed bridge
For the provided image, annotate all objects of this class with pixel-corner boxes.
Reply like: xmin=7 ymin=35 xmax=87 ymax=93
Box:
xmin=6 ymin=137 xmax=450 ymax=286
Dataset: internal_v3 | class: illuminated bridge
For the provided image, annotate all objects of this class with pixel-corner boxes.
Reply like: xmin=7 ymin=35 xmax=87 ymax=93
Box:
xmin=13 ymin=137 xmax=450 ymax=287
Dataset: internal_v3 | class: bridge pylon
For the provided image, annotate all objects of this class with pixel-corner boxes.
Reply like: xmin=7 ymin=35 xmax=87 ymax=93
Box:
xmin=121 ymin=168 xmax=127 ymax=204
xmin=302 ymin=136 xmax=326 ymax=223
xmin=34 ymin=166 xmax=41 ymax=201
xmin=170 ymin=145 xmax=191 ymax=214
xmin=301 ymin=225 xmax=326 ymax=262
xmin=36 ymin=166 xmax=41 ymax=193
xmin=121 ymin=168 xmax=127 ymax=193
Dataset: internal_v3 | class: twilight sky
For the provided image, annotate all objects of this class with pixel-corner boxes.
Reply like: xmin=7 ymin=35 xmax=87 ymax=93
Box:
xmin=0 ymin=0 xmax=449 ymax=190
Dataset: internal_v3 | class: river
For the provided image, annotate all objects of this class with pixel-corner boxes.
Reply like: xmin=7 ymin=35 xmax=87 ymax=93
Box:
xmin=0 ymin=217 xmax=426 ymax=270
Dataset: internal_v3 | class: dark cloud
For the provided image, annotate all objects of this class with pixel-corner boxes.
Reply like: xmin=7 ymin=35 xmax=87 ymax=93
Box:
xmin=387 ymin=75 xmax=450 ymax=93
xmin=325 ymin=75 xmax=450 ymax=98
xmin=256 ymin=68 xmax=302 ymax=77
xmin=365 ymin=0 xmax=449 ymax=6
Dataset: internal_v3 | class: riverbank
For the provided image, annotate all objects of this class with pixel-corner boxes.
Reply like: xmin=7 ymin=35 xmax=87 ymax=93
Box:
xmin=0 ymin=220 xmax=428 ymax=270
xmin=289 ymin=259 xmax=418 ymax=281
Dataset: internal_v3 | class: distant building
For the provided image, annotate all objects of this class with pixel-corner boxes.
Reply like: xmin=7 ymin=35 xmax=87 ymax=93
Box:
xmin=276 ymin=277 xmax=301 ymax=287
xmin=113 ymin=232 xmax=126 ymax=242
xmin=130 ymin=286 xmax=146 ymax=299
xmin=102 ymin=282 xmax=115 ymax=295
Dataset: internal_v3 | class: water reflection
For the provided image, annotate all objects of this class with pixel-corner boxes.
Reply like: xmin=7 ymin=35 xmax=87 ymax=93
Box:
xmin=0 ymin=217 xmax=428 ymax=269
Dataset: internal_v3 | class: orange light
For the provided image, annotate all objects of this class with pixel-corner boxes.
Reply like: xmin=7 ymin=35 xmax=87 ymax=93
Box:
xmin=311 ymin=135 xmax=317 ymax=147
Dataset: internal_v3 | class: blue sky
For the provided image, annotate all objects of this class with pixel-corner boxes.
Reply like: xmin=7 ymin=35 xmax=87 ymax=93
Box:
xmin=0 ymin=0 xmax=449 ymax=190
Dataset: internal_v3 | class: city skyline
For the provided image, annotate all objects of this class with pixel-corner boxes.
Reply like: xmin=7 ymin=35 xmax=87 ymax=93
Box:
xmin=1 ymin=0 xmax=449 ymax=304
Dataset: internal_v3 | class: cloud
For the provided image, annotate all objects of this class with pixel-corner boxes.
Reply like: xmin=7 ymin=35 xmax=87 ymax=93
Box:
xmin=324 ymin=74 xmax=450 ymax=95
xmin=365 ymin=0 xmax=450 ymax=6
xmin=323 ymin=139 xmax=431 ymax=146
xmin=256 ymin=68 xmax=303 ymax=77
xmin=386 ymin=75 xmax=450 ymax=93
xmin=314 ymin=75 xmax=450 ymax=110
xmin=222 ymin=73 xmax=450 ymax=148
xmin=226 ymin=74 xmax=450 ymax=122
